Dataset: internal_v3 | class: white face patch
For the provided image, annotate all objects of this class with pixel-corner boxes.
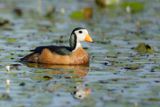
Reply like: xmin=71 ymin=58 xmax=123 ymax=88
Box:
xmin=71 ymin=28 xmax=89 ymax=51
xmin=74 ymin=29 xmax=88 ymax=42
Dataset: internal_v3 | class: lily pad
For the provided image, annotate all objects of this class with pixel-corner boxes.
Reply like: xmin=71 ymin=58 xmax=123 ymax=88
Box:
xmin=70 ymin=11 xmax=84 ymax=20
xmin=133 ymin=43 xmax=155 ymax=54
xmin=0 ymin=18 xmax=12 ymax=30
xmin=45 ymin=6 xmax=55 ymax=19
xmin=0 ymin=18 xmax=10 ymax=27
xmin=0 ymin=93 xmax=12 ymax=101
xmin=121 ymin=1 xmax=144 ymax=13
xmin=83 ymin=7 xmax=93 ymax=20
xmin=124 ymin=64 xmax=141 ymax=70
xmin=95 ymin=0 xmax=120 ymax=7
xmin=146 ymin=98 xmax=160 ymax=102
xmin=6 ymin=38 xmax=17 ymax=43
xmin=70 ymin=7 xmax=93 ymax=20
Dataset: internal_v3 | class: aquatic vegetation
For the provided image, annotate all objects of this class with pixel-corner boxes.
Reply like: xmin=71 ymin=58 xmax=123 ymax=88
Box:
xmin=0 ymin=0 xmax=159 ymax=107
xmin=70 ymin=7 xmax=93 ymax=20
xmin=121 ymin=1 xmax=144 ymax=13
xmin=134 ymin=43 xmax=155 ymax=54
xmin=95 ymin=0 xmax=120 ymax=7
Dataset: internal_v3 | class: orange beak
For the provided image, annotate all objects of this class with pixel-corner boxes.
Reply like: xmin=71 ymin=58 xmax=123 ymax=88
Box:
xmin=84 ymin=34 xmax=93 ymax=42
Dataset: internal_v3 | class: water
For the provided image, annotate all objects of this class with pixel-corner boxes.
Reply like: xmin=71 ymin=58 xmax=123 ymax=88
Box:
xmin=0 ymin=0 xmax=160 ymax=107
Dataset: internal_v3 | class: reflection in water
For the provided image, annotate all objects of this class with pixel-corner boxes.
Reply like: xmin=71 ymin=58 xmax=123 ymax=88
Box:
xmin=5 ymin=79 xmax=10 ymax=94
xmin=24 ymin=62 xmax=89 ymax=78
xmin=72 ymin=83 xmax=91 ymax=100
xmin=22 ymin=62 xmax=91 ymax=99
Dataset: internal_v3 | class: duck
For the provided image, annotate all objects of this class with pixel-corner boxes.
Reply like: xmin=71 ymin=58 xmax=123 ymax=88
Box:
xmin=20 ymin=27 xmax=93 ymax=65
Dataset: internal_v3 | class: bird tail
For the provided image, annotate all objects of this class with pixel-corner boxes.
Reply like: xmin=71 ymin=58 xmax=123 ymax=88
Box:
xmin=20 ymin=53 xmax=39 ymax=63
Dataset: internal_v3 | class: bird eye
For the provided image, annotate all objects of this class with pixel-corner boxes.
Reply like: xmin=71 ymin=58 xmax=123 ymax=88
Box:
xmin=79 ymin=31 xmax=82 ymax=34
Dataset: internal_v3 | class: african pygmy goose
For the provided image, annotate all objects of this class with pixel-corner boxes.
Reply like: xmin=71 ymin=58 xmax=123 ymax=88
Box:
xmin=20 ymin=27 xmax=93 ymax=65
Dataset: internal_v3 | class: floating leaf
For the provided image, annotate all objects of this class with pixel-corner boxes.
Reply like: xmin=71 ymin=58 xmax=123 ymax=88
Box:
xmin=31 ymin=75 xmax=52 ymax=81
xmin=83 ymin=7 xmax=93 ymax=20
xmin=45 ymin=6 xmax=55 ymax=19
xmin=0 ymin=93 xmax=12 ymax=101
xmin=147 ymin=98 xmax=160 ymax=102
xmin=151 ymin=66 xmax=160 ymax=72
xmin=0 ymin=18 xmax=11 ymax=27
xmin=70 ymin=7 xmax=93 ymax=20
xmin=70 ymin=11 xmax=84 ymax=20
xmin=43 ymin=75 xmax=52 ymax=80
xmin=6 ymin=38 xmax=17 ymax=43
xmin=95 ymin=0 xmax=120 ymax=7
xmin=121 ymin=1 xmax=144 ymax=13
xmin=124 ymin=64 xmax=141 ymax=70
xmin=134 ymin=43 xmax=155 ymax=54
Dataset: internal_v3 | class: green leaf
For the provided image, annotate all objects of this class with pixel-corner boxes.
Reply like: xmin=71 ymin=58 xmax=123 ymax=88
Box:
xmin=134 ymin=43 xmax=155 ymax=54
xmin=124 ymin=64 xmax=141 ymax=70
xmin=70 ymin=11 xmax=84 ymax=20
xmin=121 ymin=1 xmax=144 ymax=13
xmin=95 ymin=0 xmax=120 ymax=7
xmin=6 ymin=38 xmax=17 ymax=43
